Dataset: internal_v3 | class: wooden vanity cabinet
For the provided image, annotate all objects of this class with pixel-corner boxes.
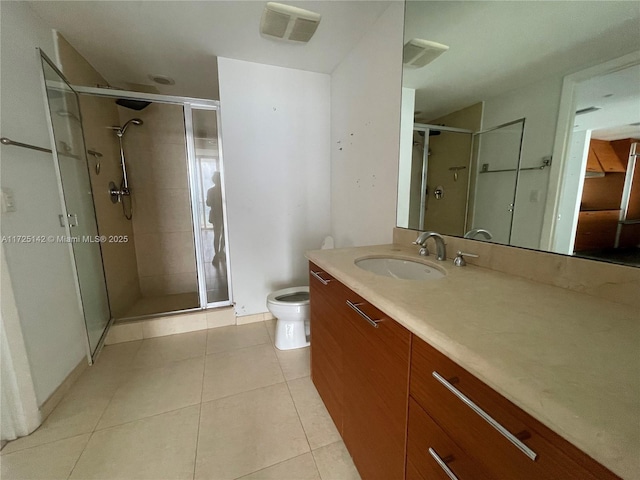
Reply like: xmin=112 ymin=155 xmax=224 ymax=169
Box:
xmin=410 ymin=335 xmax=619 ymax=480
xmin=309 ymin=262 xmax=410 ymax=480
xmin=309 ymin=262 xmax=619 ymax=480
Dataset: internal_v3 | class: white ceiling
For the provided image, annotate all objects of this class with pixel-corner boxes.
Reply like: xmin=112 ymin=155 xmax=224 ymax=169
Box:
xmin=576 ymin=64 xmax=640 ymax=141
xmin=28 ymin=1 xmax=392 ymax=99
xmin=403 ymin=1 xmax=640 ymax=121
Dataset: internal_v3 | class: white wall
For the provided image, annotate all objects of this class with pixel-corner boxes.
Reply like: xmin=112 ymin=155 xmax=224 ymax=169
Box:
xmin=217 ymin=57 xmax=331 ymax=316
xmin=397 ymin=88 xmax=416 ymax=228
xmin=330 ymin=3 xmax=404 ymax=247
xmin=481 ymin=75 xmax=563 ymax=249
xmin=0 ymin=2 xmax=87 ymax=405
xmin=552 ymin=130 xmax=590 ymax=254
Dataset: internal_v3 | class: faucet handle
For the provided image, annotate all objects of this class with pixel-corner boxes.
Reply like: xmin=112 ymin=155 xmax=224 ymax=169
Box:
xmin=453 ymin=251 xmax=478 ymax=267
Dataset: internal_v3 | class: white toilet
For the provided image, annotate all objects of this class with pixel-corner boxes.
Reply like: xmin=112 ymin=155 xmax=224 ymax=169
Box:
xmin=267 ymin=286 xmax=310 ymax=350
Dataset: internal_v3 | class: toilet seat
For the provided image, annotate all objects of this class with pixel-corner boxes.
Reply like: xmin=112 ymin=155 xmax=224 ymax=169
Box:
xmin=267 ymin=286 xmax=310 ymax=306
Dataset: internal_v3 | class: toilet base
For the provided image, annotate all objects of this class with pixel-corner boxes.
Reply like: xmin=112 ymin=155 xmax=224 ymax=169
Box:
xmin=274 ymin=318 xmax=310 ymax=351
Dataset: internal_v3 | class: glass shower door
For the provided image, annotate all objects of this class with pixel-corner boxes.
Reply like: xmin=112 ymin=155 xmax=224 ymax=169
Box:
xmin=39 ymin=51 xmax=111 ymax=357
xmin=469 ymin=119 xmax=525 ymax=244
xmin=187 ymin=106 xmax=232 ymax=307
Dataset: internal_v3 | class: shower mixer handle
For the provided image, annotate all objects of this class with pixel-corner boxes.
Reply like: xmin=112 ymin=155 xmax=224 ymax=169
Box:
xmin=109 ymin=181 xmax=130 ymax=204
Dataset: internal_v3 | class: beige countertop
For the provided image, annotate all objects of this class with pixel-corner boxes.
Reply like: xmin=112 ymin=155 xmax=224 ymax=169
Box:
xmin=306 ymin=244 xmax=639 ymax=479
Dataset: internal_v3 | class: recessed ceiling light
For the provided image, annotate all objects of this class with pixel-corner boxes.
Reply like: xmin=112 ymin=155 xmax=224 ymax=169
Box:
xmin=148 ymin=74 xmax=175 ymax=86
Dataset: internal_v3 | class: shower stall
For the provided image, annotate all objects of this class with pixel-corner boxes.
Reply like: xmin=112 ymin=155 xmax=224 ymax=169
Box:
xmin=38 ymin=50 xmax=232 ymax=360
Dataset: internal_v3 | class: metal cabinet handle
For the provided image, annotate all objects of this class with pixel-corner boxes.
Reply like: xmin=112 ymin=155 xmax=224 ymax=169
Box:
xmin=310 ymin=270 xmax=332 ymax=285
xmin=428 ymin=448 xmax=459 ymax=480
xmin=346 ymin=300 xmax=380 ymax=328
xmin=432 ymin=371 xmax=537 ymax=461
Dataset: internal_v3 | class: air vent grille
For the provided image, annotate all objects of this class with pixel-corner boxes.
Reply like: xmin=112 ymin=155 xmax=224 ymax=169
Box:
xmin=260 ymin=2 xmax=321 ymax=43
xmin=261 ymin=9 xmax=289 ymax=38
xmin=403 ymin=39 xmax=449 ymax=68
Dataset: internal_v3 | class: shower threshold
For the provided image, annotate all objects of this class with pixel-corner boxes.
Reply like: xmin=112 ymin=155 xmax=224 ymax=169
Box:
xmin=118 ymin=292 xmax=199 ymax=322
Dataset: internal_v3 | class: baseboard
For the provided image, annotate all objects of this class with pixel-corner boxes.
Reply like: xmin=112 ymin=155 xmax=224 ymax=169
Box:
xmin=39 ymin=357 xmax=88 ymax=420
xmin=104 ymin=306 xmax=237 ymax=344
xmin=236 ymin=312 xmax=274 ymax=325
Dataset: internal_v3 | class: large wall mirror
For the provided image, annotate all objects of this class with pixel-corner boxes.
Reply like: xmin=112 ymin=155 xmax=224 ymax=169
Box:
xmin=397 ymin=1 xmax=640 ymax=267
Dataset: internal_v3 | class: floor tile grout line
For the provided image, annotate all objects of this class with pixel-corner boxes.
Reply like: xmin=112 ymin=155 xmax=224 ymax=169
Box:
xmin=2 ymin=343 xmax=145 ymax=457
xmin=280 ymin=353 xmax=315 ymax=457
xmin=231 ymin=452 xmax=316 ymax=480
xmin=65 ymin=431 xmax=95 ymax=480
xmin=0 ymin=431 xmax=89 ymax=458
xmin=201 ymin=377 xmax=289 ymax=406
xmin=91 ymin=341 xmax=145 ymax=434
xmin=192 ymin=355 xmax=207 ymax=480
xmin=205 ymin=338 xmax=272 ymax=357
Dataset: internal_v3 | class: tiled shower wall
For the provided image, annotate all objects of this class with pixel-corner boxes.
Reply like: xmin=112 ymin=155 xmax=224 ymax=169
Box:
xmin=119 ymin=103 xmax=198 ymax=298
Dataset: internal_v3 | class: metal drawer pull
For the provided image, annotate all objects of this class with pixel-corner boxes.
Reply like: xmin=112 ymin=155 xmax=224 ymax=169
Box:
xmin=310 ymin=270 xmax=332 ymax=285
xmin=432 ymin=371 xmax=538 ymax=461
xmin=346 ymin=300 xmax=380 ymax=328
xmin=428 ymin=448 xmax=459 ymax=480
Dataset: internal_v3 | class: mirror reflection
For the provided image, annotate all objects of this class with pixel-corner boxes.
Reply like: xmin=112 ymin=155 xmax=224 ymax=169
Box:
xmin=398 ymin=1 xmax=640 ymax=267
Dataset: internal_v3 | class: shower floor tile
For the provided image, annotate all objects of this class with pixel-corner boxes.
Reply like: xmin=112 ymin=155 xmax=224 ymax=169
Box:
xmin=2 ymin=322 xmax=360 ymax=480
xmin=120 ymin=292 xmax=199 ymax=319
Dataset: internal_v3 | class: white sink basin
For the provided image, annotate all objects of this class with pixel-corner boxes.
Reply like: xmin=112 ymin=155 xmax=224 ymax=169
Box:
xmin=354 ymin=256 xmax=445 ymax=281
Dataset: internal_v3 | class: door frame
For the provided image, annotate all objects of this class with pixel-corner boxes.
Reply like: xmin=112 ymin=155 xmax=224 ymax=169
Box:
xmin=541 ymin=50 xmax=640 ymax=250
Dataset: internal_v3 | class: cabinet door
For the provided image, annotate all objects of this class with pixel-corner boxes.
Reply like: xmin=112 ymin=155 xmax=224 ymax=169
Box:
xmin=410 ymin=336 xmax=618 ymax=480
xmin=341 ymin=291 xmax=411 ymax=480
xmin=309 ymin=262 xmax=345 ymax=432
xmin=407 ymin=398 xmax=490 ymax=480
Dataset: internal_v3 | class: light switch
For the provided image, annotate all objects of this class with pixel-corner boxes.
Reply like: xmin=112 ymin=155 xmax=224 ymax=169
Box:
xmin=1 ymin=187 xmax=16 ymax=213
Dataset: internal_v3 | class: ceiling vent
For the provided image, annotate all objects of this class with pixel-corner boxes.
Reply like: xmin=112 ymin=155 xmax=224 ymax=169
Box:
xmin=403 ymin=39 xmax=449 ymax=68
xmin=260 ymin=2 xmax=321 ymax=43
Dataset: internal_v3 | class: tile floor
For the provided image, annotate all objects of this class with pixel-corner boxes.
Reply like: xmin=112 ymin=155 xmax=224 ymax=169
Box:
xmin=1 ymin=321 xmax=361 ymax=480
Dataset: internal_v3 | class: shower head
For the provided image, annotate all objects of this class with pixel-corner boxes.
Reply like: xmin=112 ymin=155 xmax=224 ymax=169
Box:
xmin=119 ymin=118 xmax=144 ymax=135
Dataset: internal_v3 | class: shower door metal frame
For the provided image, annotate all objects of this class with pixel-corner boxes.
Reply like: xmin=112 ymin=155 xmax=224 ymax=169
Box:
xmin=37 ymin=49 xmax=113 ymax=363
xmin=71 ymin=85 xmax=234 ymax=312
xmin=183 ymin=103 xmax=234 ymax=309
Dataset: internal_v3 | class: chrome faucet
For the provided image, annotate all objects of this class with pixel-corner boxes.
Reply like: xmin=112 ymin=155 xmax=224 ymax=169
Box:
xmin=413 ymin=231 xmax=447 ymax=261
xmin=464 ymin=228 xmax=493 ymax=240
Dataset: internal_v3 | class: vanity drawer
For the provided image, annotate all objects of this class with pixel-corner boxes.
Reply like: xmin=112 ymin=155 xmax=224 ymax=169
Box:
xmin=410 ymin=336 xmax=618 ymax=479
xmin=407 ymin=397 xmax=490 ymax=480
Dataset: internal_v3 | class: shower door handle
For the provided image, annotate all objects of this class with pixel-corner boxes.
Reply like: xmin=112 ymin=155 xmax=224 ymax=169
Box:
xmin=59 ymin=213 xmax=78 ymax=228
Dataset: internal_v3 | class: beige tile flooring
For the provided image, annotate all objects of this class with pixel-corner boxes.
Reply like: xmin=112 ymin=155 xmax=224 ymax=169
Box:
xmin=1 ymin=321 xmax=361 ymax=480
